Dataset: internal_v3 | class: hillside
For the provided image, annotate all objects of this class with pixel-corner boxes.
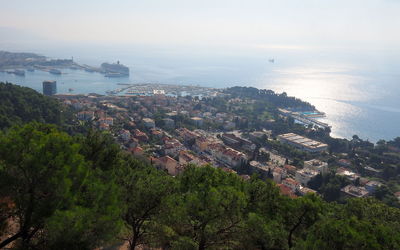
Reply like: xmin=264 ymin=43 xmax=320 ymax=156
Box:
xmin=0 ymin=82 xmax=70 ymax=129
xmin=0 ymin=83 xmax=399 ymax=249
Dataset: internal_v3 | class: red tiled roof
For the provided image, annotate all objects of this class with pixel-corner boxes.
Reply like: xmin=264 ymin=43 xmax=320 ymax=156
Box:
xmin=278 ymin=184 xmax=297 ymax=198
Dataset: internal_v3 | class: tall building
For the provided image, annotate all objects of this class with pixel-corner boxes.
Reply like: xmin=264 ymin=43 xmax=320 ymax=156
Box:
xmin=42 ymin=80 xmax=57 ymax=96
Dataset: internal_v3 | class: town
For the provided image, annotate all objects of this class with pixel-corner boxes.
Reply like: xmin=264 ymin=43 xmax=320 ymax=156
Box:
xmin=55 ymin=85 xmax=400 ymax=204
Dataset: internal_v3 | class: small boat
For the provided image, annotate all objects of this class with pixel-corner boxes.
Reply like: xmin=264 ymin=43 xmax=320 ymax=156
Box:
xmin=14 ymin=69 xmax=25 ymax=76
xmin=68 ymin=88 xmax=74 ymax=92
xmin=84 ymin=68 xmax=95 ymax=73
xmin=49 ymin=68 xmax=62 ymax=75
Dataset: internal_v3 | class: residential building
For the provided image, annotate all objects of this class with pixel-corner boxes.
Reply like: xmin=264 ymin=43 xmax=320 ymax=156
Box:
xmin=365 ymin=181 xmax=382 ymax=193
xmin=179 ymin=151 xmax=206 ymax=166
xmin=295 ymin=169 xmax=319 ymax=186
xmin=143 ymin=118 xmax=155 ymax=128
xmin=162 ymin=118 xmax=175 ymax=129
xmin=273 ymin=167 xmax=287 ymax=184
xmin=191 ymin=117 xmax=203 ymax=127
xmin=221 ymin=133 xmax=256 ymax=152
xmin=284 ymin=165 xmax=297 ymax=176
xmin=282 ymin=178 xmax=300 ymax=192
xmin=341 ymin=185 xmax=369 ymax=198
xmin=164 ymin=138 xmax=185 ymax=158
xmin=299 ymin=187 xmax=318 ymax=196
xmin=77 ymin=111 xmax=94 ymax=121
xmin=337 ymin=167 xmax=360 ymax=181
xmin=304 ymin=159 xmax=328 ymax=175
xmin=278 ymin=184 xmax=297 ymax=198
xmin=120 ymin=129 xmax=131 ymax=141
xmin=133 ymin=129 xmax=149 ymax=142
xmin=154 ymin=156 xmax=182 ymax=176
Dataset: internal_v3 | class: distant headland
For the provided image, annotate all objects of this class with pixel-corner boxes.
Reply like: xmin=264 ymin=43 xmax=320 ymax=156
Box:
xmin=0 ymin=50 xmax=129 ymax=77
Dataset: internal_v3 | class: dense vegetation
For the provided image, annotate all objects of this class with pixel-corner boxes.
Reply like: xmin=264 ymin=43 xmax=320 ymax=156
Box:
xmin=0 ymin=83 xmax=400 ymax=249
xmin=1 ymin=123 xmax=400 ymax=249
xmin=224 ymin=86 xmax=315 ymax=110
xmin=0 ymin=82 xmax=74 ymax=130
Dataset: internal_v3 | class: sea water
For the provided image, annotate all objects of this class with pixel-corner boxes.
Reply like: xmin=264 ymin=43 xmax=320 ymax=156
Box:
xmin=1 ymin=45 xmax=399 ymax=142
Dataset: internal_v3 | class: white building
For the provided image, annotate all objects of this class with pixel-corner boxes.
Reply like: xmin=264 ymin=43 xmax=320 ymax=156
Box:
xmin=277 ymin=133 xmax=328 ymax=153
xmin=304 ymin=159 xmax=328 ymax=175
xmin=295 ymin=169 xmax=319 ymax=186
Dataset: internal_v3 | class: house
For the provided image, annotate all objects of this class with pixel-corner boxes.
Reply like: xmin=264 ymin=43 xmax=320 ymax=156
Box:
xmin=299 ymin=187 xmax=318 ymax=196
xmin=120 ymin=129 xmax=131 ymax=141
xmin=99 ymin=123 xmax=110 ymax=131
xmin=304 ymin=159 xmax=328 ymax=175
xmin=208 ymin=143 xmax=248 ymax=168
xmin=365 ymin=180 xmax=382 ymax=193
xmin=395 ymin=192 xmax=400 ymax=200
xmin=284 ymin=165 xmax=297 ymax=176
xmin=194 ymin=137 xmax=210 ymax=152
xmin=336 ymin=167 xmax=360 ymax=181
xmin=164 ymin=138 xmax=185 ymax=158
xmin=282 ymin=178 xmax=301 ymax=192
xmin=143 ymin=118 xmax=155 ymax=129
xmin=249 ymin=161 xmax=271 ymax=177
xmin=338 ymin=159 xmax=351 ymax=167
xmin=176 ymin=128 xmax=200 ymax=143
xmin=150 ymin=128 xmax=163 ymax=139
xmin=191 ymin=117 xmax=203 ymax=127
xmin=341 ymin=185 xmax=369 ymax=198
xmin=295 ymin=169 xmax=319 ymax=186
xmin=77 ymin=111 xmax=94 ymax=121
xmin=179 ymin=151 xmax=206 ymax=166
xmin=273 ymin=167 xmax=287 ymax=184
xmin=221 ymin=133 xmax=256 ymax=152
xmin=134 ymin=129 xmax=149 ymax=142
xmin=99 ymin=117 xmax=114 ymax=126
xmin=249 ymin=130 xmax=271 ymax=142
xmin=131 ymin=147 xmax=144 ymax=157
xmin=162 ymin=118 xmax=175 ymax=129
xmin=154 ymin=156 xmax=182 ymax=176
xmin=364 ymin=166 xmax=382 ymax=177
xmin=277 ymin=184 xmax=297 ymax=198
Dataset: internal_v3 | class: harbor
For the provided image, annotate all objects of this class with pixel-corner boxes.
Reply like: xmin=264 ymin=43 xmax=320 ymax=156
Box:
xmin=106 ymin=83 xmax=219 ymax=98
xmin=278 ymin=108 xmax=331 ymax=129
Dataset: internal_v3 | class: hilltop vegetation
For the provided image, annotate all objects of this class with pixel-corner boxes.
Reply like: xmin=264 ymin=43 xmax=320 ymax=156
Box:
xmin=0 ymin=82 xmax=74 ymax=130
xmin=0 ymin=83 xmax=400 ymax=249
xmin=0 ymin=123 xmax=400 ymax=250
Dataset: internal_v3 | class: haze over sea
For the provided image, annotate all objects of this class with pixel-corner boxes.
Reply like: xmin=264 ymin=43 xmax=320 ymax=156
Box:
xmin=1 ymin=43 xmax=399 ymax=143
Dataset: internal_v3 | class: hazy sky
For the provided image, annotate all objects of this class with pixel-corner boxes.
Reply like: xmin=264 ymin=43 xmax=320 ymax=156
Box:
xmin=1 ymin=0 xmax=400 ymax=50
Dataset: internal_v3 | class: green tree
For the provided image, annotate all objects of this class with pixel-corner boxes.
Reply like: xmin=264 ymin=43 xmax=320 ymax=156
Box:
xmin=117 ymin=156 xmax=175 ymax=250
xmin=301 ymin=198 xmax=400 ymax=249
xmin=0 ymin=123 xmax=122 ymax=249
xmin=77 ymin=129 xmax=121 ymax=172
xmin=160 ymin=166 xmax=247 ymax=250
xmin=0 ymin=123 xmax=87 ymax=248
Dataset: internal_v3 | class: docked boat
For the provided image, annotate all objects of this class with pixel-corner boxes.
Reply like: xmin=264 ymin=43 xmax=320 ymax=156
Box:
xmin=105 ymin=72 xmax=127 ymax=77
